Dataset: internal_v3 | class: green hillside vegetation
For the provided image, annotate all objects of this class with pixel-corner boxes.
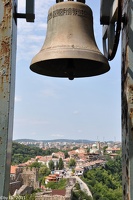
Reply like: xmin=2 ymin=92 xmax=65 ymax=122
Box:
xmin=72 ymin=182 xmax=93 ymax=200
xmin=46 ymin=178 xmax=67 ymax=189
xmin=82 ymin=155 xmax=122 ymax=200
xmin=11 ymin=142 xmax=122 ymax=199
xmin=11 ymin=142 xmax=60 ymax=164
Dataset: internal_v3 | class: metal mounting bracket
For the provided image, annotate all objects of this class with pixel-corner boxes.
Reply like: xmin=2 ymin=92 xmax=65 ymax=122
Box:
xmin=100 ymin=0 xmax=123 ymax=60
xmin=15 ymin=0 xmax=35 ymax=22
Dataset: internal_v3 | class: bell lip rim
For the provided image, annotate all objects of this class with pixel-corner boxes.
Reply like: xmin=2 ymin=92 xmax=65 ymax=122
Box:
xmin=30 ymin=57 xmax=110 ymax=78
xmin=30 ymin=48 xmax=110 ymax=66
xmin=30 ymin=65 xmax=110 ymax=78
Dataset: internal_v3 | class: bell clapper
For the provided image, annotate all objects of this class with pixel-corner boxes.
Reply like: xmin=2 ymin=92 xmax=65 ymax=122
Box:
xmin=65 ymin=59 xmax=75 ymax=80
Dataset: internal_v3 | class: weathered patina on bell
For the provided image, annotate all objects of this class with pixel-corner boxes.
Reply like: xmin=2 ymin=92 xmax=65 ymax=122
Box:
xmin=30 ymin=0 xmax=110 ymax=80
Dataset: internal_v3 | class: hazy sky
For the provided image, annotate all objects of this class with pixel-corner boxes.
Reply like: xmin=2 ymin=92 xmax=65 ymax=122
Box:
xmin=13 ymin=0 xmax=121 ymax=141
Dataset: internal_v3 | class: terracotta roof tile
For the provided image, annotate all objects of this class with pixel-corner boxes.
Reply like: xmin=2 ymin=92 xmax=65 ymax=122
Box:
xmin=52 ymin=189 xmax=66 ymax=196
xmin=10 ymin=165 xmax=18 ymax=174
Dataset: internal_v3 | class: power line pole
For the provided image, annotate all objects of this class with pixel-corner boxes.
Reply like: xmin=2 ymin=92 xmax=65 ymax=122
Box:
xmin=0 ymin=0 xmax=17 ymax=197
xmin=122 ymin=0 xmax=133 ymax=199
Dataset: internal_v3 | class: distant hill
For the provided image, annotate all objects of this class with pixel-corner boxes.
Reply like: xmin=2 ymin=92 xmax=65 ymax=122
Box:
xmin=14 ymin=139 xmax=38 ymax=143
xmin=14 ymin=138 xmax=97 ymax=143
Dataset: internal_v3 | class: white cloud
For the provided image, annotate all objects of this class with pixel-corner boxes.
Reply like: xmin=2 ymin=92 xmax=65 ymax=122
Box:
xmin=17 ymin=32 xmax=45 ymax=62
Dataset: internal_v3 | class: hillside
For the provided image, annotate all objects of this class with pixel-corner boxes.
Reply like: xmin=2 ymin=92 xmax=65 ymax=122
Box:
xmin=14 ymin=138 xmax=111 ymax=143
xmin=11 ymin=142 xmax=59 ymax=164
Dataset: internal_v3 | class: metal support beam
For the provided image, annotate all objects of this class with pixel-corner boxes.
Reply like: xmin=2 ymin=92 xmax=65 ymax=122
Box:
xmin=0 ymin=0 xmax=17 ymax=197
xmin=122 ymin=0 xmax=133 ymax=199
xmin=26 ymin=0 xmax=35 ymax=22
xmin=15 ymin=0 xmax=35 ymax=22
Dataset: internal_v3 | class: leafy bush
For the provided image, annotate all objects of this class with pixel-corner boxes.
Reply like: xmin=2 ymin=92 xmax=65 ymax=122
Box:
xmin=72 ymin=190 xmax=93 ymax=200
xmin=46 ymin=178 xmax=67 ymax=189
xmin=82 ymin=156 xmax=122 ymax=200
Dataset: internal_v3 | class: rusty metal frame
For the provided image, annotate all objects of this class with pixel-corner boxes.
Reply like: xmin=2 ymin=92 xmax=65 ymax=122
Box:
xmin=101 ymin=0 xmax=122 ymax=60
xmin=0 ymin=0 xmax=17 ymax=197
xmin=121 ymin=0 xmax=133 ymax=199
xmin=101 ymin=1 xmax=133 ymax=198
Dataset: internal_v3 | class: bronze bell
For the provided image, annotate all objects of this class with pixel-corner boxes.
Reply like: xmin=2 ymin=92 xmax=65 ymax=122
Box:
xmin=30 ymin=0 xmax=110 ymax=80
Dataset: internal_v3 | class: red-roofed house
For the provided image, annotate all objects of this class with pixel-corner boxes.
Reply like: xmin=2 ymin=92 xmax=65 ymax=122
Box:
xmin=106 ymin=147 xmax=120 ymax=154
xmin=45 ymin=174 xmax=59 ymax=184
xmin=75 ymin=167 xmax=84 ymax=176
xmin=10 ymin=166 xmax=18 ymax=181
xmin=52 ymin=151 xmax=65 ymax=159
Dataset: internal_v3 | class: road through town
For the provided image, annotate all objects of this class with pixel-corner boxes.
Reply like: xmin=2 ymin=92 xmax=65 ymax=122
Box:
xmin=74 ymin=176 xmax=93 ymax=198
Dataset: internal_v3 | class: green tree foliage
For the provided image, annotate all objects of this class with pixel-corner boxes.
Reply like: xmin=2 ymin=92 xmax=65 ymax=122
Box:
xmin=11 ymin=142 xmax=46 ymax=164
xmin=73 ymin=146 xmax=79 ymax=150
xmin=39 ymin=165 xmax=50 ymax=177
xmin=56 ymin=161 xmax=59 ymax=170
xmin=75 ymin=182 xmax=80 ymax=190
xmin=48 ymin=160 xmax=55 ymax=171
xmin=46 ymin=178 xmax=67 ymax=189
xmin=72 ymin=183 xmax=93 ymax=200
xmin=103 ymin=146 xmax=108 ymax=154
xmin=68 ymin=158 xmax=76 ymax=168
xmin=105 ymin=156 xmax=122 ymax=181
xmin=72 ymin=190 xmax=93 ymax=200
xmin=87 ymin=148 xmax=90 ymax=153
xmin=29 ymin=162 xmax=51 ymax=185
xmin=72 ymin=168 xmax=75 ymax=174
xmin=58 ymin=158 xmax=64 ymax=170
xmin=63 ymin=151 xmax=69 ymax=158
xmin=82 ymin=155 xmax=122 ymax=200
xmin=29 ymin=161 xmax=42 ymax=168
xmin=11 ymin=142 xmax=69 ymax=165
xmin=39 ymin=165 xmax=51 ymax=185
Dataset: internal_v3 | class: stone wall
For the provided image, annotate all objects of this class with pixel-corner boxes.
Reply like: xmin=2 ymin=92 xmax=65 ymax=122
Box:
xmin=10 ymin=167 xmax=23 ymax=182
xmin=9 ymin=181 xmax=22 ymax=195
xmin=35 ymin=195 xmax=71 ymax=200
xmin=9 ymin=167 xmax=40 ymax=195
xmin=21 ymin=167 xmax=40 ymax=188
xmin=17 ymin=185 xmax=33 ymax=195
xmin=35 ymin=186 xmax=73 ymax=200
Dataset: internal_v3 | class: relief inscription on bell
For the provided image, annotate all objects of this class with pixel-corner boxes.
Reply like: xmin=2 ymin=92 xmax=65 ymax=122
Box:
xmin=47 ymin=7 xmax=89 ymax=21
